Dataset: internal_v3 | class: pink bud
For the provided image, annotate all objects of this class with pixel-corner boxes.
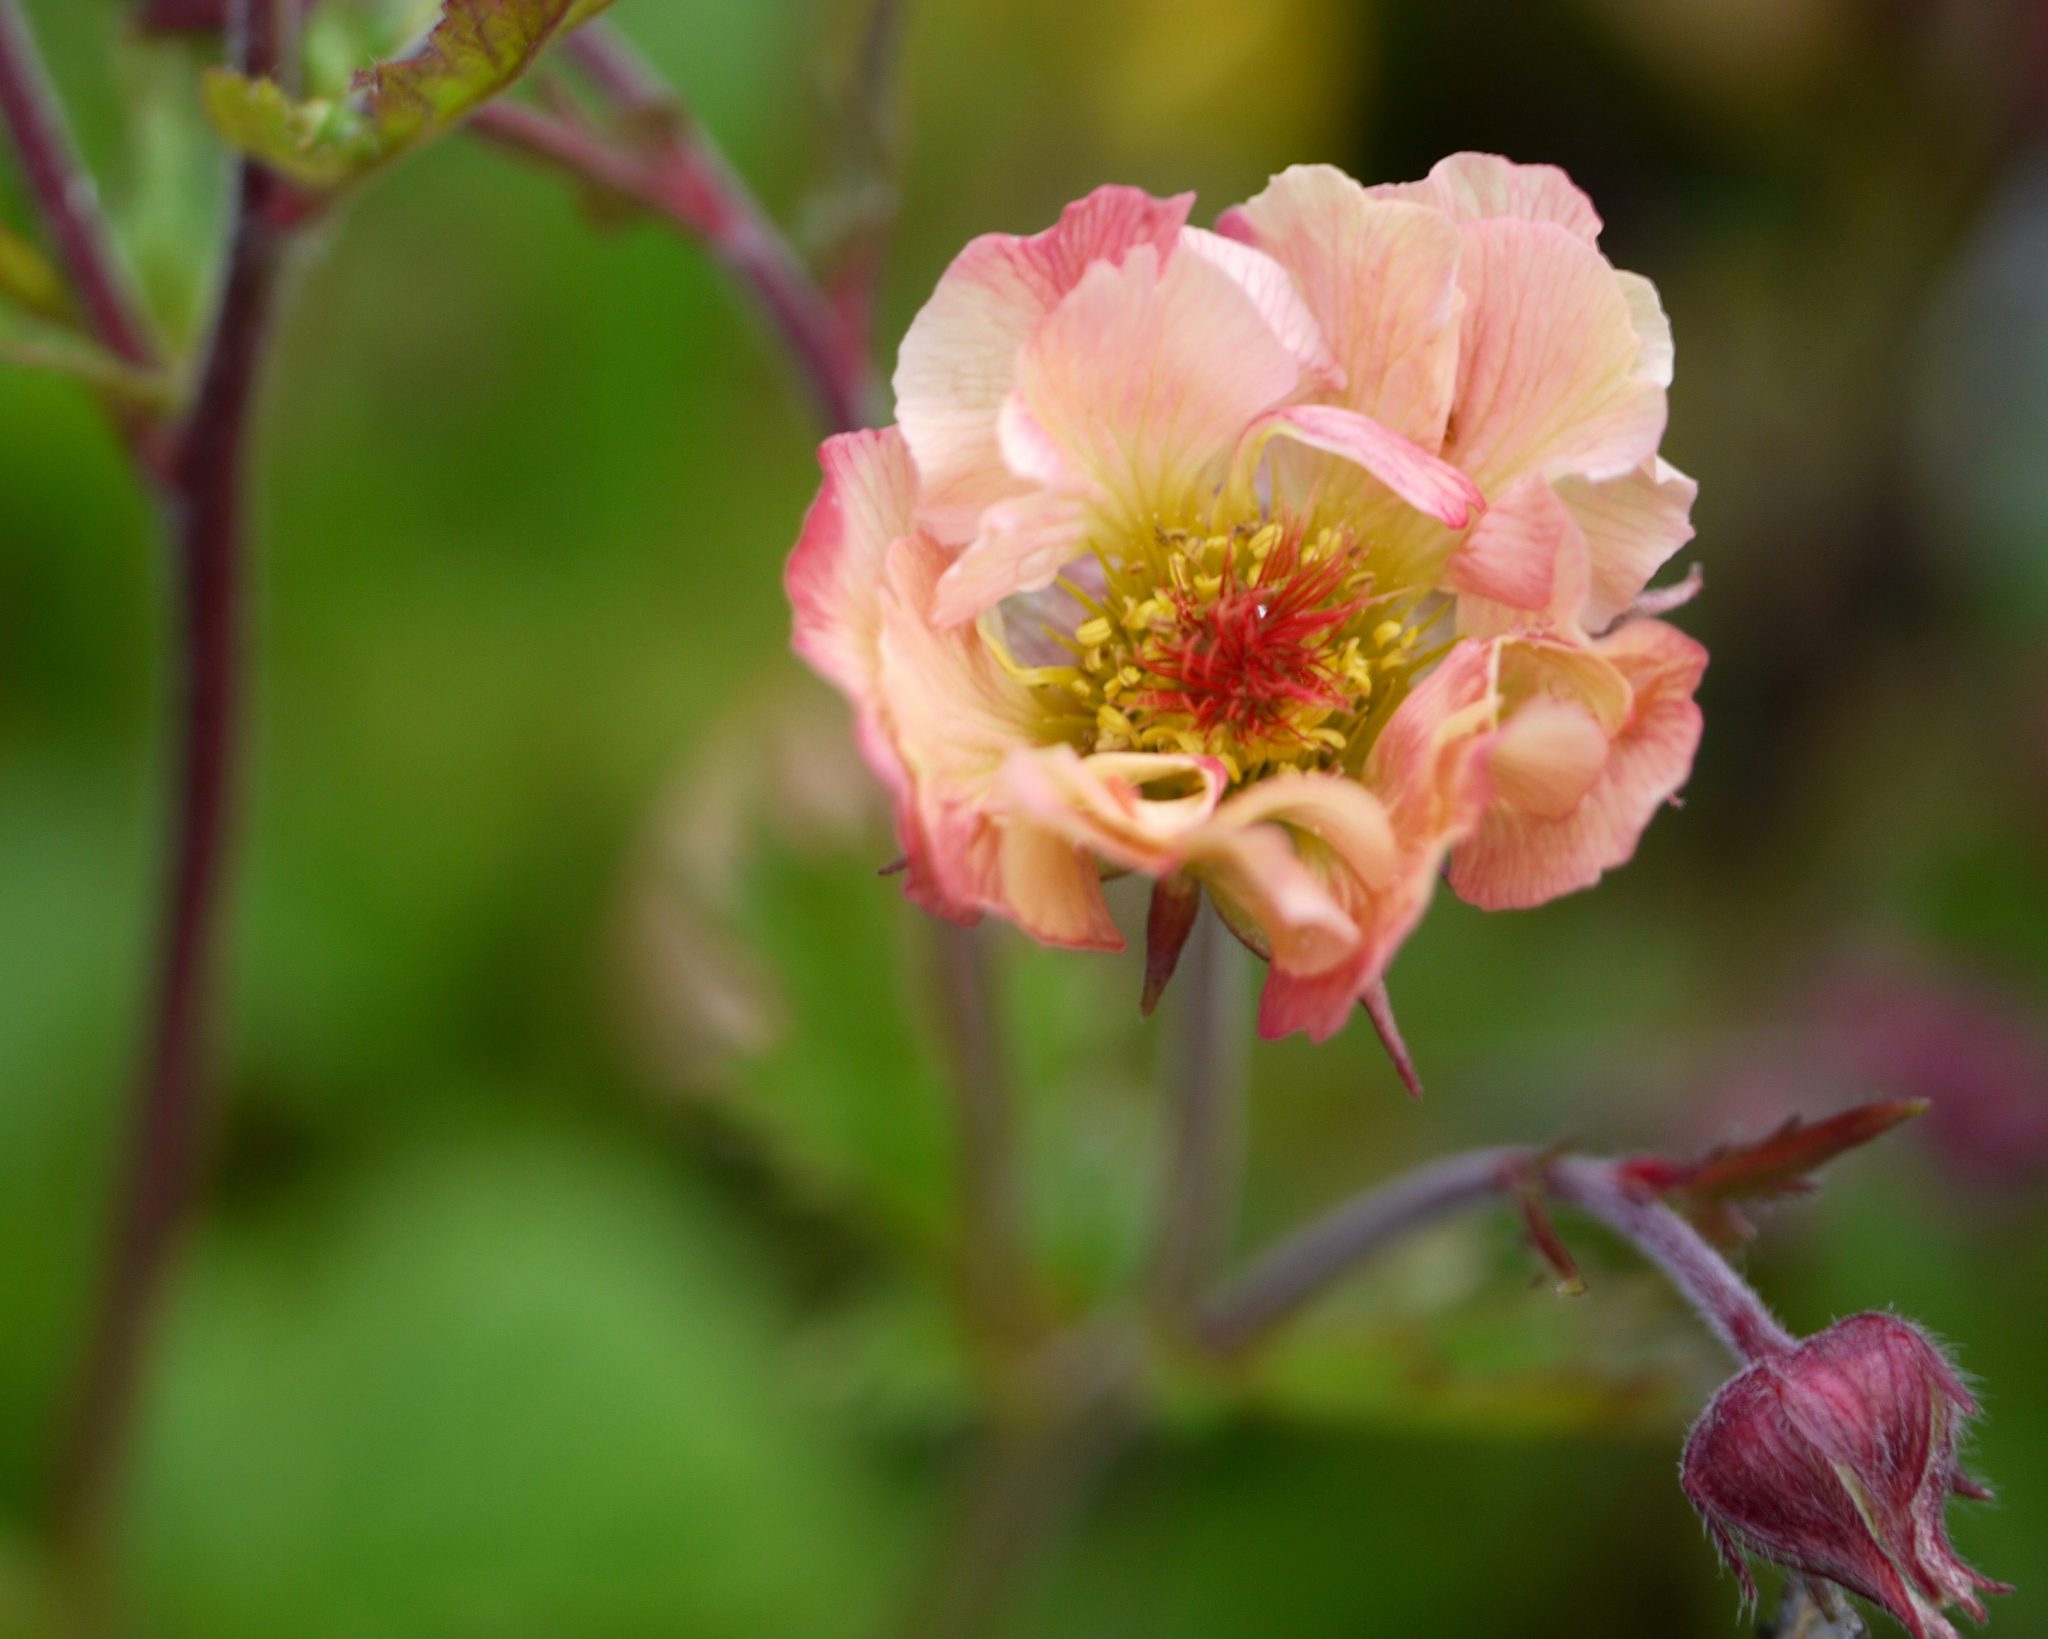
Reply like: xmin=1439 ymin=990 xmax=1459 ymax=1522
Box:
xmin=1682 ymin=1314 xmax=2009 ymax=1638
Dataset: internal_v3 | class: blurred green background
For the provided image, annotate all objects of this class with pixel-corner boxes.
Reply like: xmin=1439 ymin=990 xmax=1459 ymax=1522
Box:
xmin=5 ymin=0 xmax=2048 ymax=1633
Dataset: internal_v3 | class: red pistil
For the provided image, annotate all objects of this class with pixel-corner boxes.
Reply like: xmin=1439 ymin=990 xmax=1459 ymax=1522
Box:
xmin=1133 ymin=531 xmax=1365 ymax=748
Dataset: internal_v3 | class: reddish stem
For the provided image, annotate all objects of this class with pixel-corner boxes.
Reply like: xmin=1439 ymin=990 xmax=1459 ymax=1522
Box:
xmin=1546 ymin=1157 xmax=1794 ymax=1362
xmin=0 ymin=0 xmax=158 ymax=370
xmin=471 ymin=25 xmax=881 ymax=433
xmin=1198 ymin=1149 xmax=1794 ymax=1365
xmin=50 ymin=0 xmax=291 ymax=1558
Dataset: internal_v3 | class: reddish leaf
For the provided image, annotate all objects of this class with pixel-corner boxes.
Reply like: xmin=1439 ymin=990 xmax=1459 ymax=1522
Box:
xmin=1517 ymin=1187 xmax=1586 ymax=1297
xmin=1620 ymin=1100 xmax=1929 ymax=1208
xmin=1141 ymin=872 xmax=1201 ymax=1017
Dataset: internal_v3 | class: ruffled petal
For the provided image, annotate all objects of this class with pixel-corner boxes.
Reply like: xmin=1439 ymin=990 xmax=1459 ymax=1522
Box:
xmin=1442 ymin=218 xmax=1667 ymax=494
xmin=1369 ymin=152 xmax=1603 ymax=242
xmin=994 ymin=823 xmax=1123 ymax=949
xmin=1229 ymin=403 xmax=1484 ymax=529
xmin=786 ymin=427 xmax=919 ymax=700
xmin=1555 ymin=456 xmax=1698 ymax=632
xmin=1177 ymin=226 xmax=1341 ymax=388
xmin=935 ymin=241 xmax=1304 ymax=621
xmin=1250 ymin=646 xmax=1499 ymax=1042
xmin=875 ymin=533 xmax=1074 ymax=926
xmin=894 ymin=185 xmax=1194 ymax=541
xmin=1445 ymin=473 xmax=1590 ymax=626
xmin=1617 ymin=271 xmax=1674 ymax=388
xmin=1450 ymin=621 xmax=1705 ymax=909
xmin=1197 ymin=825 xmax=1363 ymax=983
xmin=930 ymin=489 xmax=1090 ymax=628
xmin=1365 ymin=638 xmax=1502 ymax=846
xmin=1218 ymin=166 xmax=1464 ymax=448
xmin=1000 ymin=744 xmax=1228 ymax=872
xmin=1195 ymin=774 xmax=1402 ymax=1002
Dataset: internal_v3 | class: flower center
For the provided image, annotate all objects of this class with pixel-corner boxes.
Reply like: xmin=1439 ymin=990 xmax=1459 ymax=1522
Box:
xmin=1028 ymin=521 xmax=1424 ymax=782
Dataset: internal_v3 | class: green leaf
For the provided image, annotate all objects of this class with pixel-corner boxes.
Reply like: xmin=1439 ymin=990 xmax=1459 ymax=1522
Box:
xmin=0 ymin=224 xmax=70 ymax=324
xmin=202 ymin=0 xmax=622 ymax=192
xmin=0 ymin=256 xmax=175 ymax=409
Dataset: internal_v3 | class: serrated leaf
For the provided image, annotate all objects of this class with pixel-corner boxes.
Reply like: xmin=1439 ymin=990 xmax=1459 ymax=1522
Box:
xmin=1620 ymin=1099 xmax=1928 ymax=1209
xmin=202 ymin=0 xmax=621 ymax=192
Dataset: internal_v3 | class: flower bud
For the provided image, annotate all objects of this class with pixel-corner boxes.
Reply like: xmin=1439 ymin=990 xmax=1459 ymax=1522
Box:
xmin=1681 ymin=1314 xmax=2009 ymax=1639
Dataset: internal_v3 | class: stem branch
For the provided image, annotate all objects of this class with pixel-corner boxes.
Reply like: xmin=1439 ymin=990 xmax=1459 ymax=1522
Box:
xmin=470 ymin=22 xmax=881 ymax=432
xmin=0 ymin=0 xmax=158 ymax=370
xmin=1199 ymin=1148 xmax=1794 ymax=1365
xmin=51 ymin=0 xmax=291 ymax=1556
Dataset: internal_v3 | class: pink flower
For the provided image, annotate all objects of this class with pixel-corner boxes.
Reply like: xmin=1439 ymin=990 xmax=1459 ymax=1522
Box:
xmin=1683 ymin=1314 xmax=2009 ymax=1639
xmin=788 ymin=155 xmax=1704 ymax=1040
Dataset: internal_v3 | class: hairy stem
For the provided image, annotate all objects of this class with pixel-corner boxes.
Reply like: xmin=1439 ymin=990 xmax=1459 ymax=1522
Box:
xmin=0 ymin=0 xmax=158 ymax=369
xmin=1147 ymin=908 xmax=1249 ymax=1323
xmin=1198 ymin=1146 xmax=1526 ymax=1355
xmin=1198 ymin=1149 xmax=1795 ymax=1365
xmin=1545 ymin=1156 xmax=1794 ymax=1362
xmin=51 ymin=0 xmax=291 ymax=1557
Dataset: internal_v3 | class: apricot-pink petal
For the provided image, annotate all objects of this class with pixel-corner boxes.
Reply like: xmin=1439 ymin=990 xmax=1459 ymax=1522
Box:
xmin=1217 ymin=167 xmax=1464 ymax=448
xmin=999 ymin=744 xmax=1228 ymax=874
xmin=1253 ymin=645 xmax=1500 ymax=1042
xmin=1207 ymin=824 xmax=1366 ymax=975
xmin=934 ymin=241 xmax=1304 ymax=621
xmin=1449 ymin=620 xmax=1706 ymax=910
xmin=1555 ymin=456 xmax=1698 ymax=632
xmin=874 ymin=531 xmax=1122 ymax=944
xmin=1369 ymin=151 xmax=1603 ymax=243
xmin=1443 ymin=218 xmax=1667 ymax=494
xmin=787 ymin=427 xmax=919 ymax=703
xmin=1178 ymin=227 xmax=1341 ymax=388
xmin=1485 ymin=695 xmax=1611 ymax=820
xmin=893 ymin=185 xmax=1193 ymax=542
xmin=929 ymin=488 xmax=1090 ymax=628
xmin=1445 ymin=473 xmax=1590 ymax=626
xmin=1364 ymin=638 xmax=1501 ymax=846
xmin=787 ymin=429 xmax=925 ymax=869
xmin=990 ymin=822 xmax=1125 ymax=950
xmin=1228 ymin=404 xmax=1484 ymax=529
xmin=1617 ymin=272 xmax=1674 ymax=388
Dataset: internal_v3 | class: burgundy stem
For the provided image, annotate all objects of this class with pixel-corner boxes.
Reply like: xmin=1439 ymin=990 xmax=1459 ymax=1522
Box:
xmin=1197 ymin=1149 xmax=1796 ymax=1364
xmin=0 ymin=0 xmax=158 ymax=369
xmin=1197 ymin=1147 xmax=1526 ymax=1355
xmin=474 ymin=23 xmax=882 ymax=432
xmin=51 ymin=0 xmax=291 ymax=1556
xmin=1545 ymin=1156 xmax=1794 ymax=1363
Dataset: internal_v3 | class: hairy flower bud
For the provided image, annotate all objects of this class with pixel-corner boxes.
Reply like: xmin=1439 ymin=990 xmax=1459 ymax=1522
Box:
xmin=1681 ymin=1314 xmax=2009 ymax=1639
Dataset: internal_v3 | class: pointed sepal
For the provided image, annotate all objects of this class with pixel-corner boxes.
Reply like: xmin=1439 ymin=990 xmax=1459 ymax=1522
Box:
xmin=1360 ymin=982 xmax=1423 ymax=1099
xmin=1141 ymin=871 xmax=1202 ymax=1017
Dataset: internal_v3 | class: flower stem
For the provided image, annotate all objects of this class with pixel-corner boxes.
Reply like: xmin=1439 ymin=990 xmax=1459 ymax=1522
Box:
xmin=49 ymin=0 xmax=292 ymax=1558
xmin=1197 ymin=1146 xmax=1526 ymax=1355
xmin=1148 ymin=907 xmax=1249 ymax=1324
xmin=1545 ymin=1156 xmax=1794 ymax=1363
xmin=0 ymin=0 xmax=158 ymax=371
xmin=1197 ymin=1148 xmax=1795 ymax=1365
xmin=470 ymin=22 xmax=883 ymax=433
xmin=927 ymin=922 xmax=1041 ymax=1366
